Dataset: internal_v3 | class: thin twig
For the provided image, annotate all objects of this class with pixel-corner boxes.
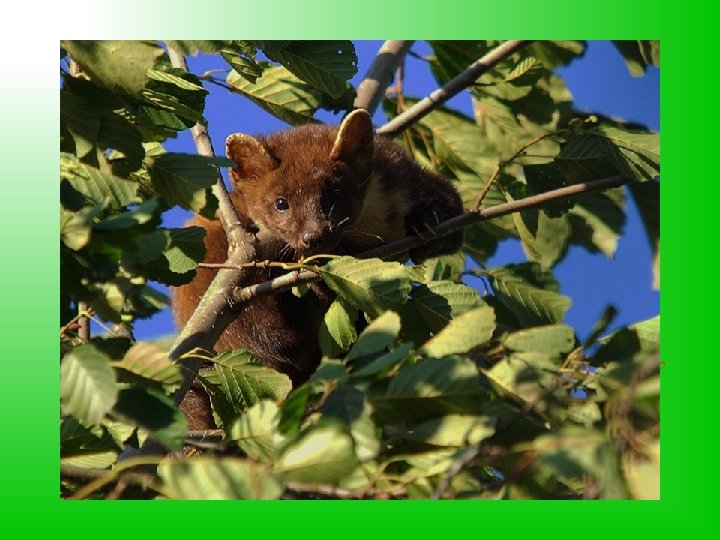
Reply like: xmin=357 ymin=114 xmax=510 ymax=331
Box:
xmin=473 ymin=130 xmax=569 ymax=211
xmin=77 ymin=302 xmax=90 ymax=342
xmin=377 ymin=40 xmax=532 ymax=138
xmin=64 ymin=456 xmax=164 ymax=500
xmin=354 ymin=41 xmax=415 ymax=115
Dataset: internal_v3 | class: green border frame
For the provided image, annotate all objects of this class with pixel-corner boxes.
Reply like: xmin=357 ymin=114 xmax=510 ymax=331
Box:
xmin=7 ymin=0 xmax=714 ymax=536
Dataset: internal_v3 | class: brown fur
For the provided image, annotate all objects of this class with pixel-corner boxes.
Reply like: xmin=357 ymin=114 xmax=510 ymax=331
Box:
xmin=172 ymin=110 xmax=463 ymax=429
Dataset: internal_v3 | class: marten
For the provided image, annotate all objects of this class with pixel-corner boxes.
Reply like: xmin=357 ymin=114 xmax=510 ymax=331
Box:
xmin=171 ymin=109 xmax=464 ymax=428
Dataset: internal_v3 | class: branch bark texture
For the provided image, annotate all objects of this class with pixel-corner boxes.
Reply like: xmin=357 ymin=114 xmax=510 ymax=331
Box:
xmin=354 ymin=41 xmax=415 ymax=115
xmin=377 ymin=40 xmax=532 ymax=137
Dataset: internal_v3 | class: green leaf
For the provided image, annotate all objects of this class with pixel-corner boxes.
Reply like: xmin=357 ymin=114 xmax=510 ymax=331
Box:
xmin=346 ymin=311 xmax=401 ymax=362
xmin=112 ymin=342 xmax=182 ymax=390
xmin=61 ymin=452 xmax=119 ymax=470
xmin=159 ymin=457 xmax=282 ymax=500
xmin=629 ymin=181 xmax=660 ymax=288
xmin=428 ymin=41 xmax=495 ymax=84
xmin=349 ymin=342 xmax=413 ymax=379
xmin=321 ymin=385 xmax=380 ymax=462
xmin=93 ymin=197 xmax=159 ymax=231
xmin=484 ymin=351 xmax=560 ymax=405
xmin=594 ymin=316 xmax=660 ymax=368
xmin=420 ymin=305 xmax=496 ymax=358
xmin=146 ymin=153 xmax=229 ymax=213
xmin=260 ymin=41 xmax=357 ymax=98
xmin=527 ymin=125 xmax=659 ymax=186
xmin=486 ymin=263 xmax=571 ymax=326
xmin=373 ymin=356 xmax=487 ymax=422
xmin=60 ymin=89 xmax=99 ymax=158
xmin=162 ymin=227 xmax=207 ymax=274
xmin=567 ymin=189 xmax=625 ymax=257
xmin=61 ymin=153 xmax=140 ymax=208
xmin=139 ymin=88 xmax=205 ymax=124
xmin=123 ymin=227 xmax=206 ymax=286
xmin=220 ymin=43 xmax=265 ymax=83
xmin=402 ymin=414 xmax=496 ymax=447
xmin=61 ymin=344 xmax=118 ymax=426
xmin=612 ymin=40 xmax=660 ymax=77
xmin=62 ymin=40 xmax=164 ymax=97
xmin=527 ymin=41 xmax=586 ymax=69
xmin=593 ymin=126 xmax=660 ymax=182
xmin=530 ymin=210 xmax=572 ymax=268
xmin=112 ymin=387 xmax=187 ymax=450
xmin=147 ymin=67 xmax=207 ymax=92
xmin=318 ymin=298 xmax=357 ymax=357
xmin=60 ymin=204 xmax=102 ymax=250
xmin=503 ymin=325 xmax=575 ymax=355
xmin=420 ymin=253 xmax=465 ymax=282
xmin=165 ymin=40 xmax=228 ymax=56
xmin=410 ymin=280 xmax=485 ymax=333
xmin=277 ymin=385 xmax=312 ymax=435
xmin=229 ymin=400 xmax=288 ymax=463
xmin=529 ymin=427 xmax=628 ymax=499
xmin=226 ymin=65 xmax=321 ymax=125
xmin=276 ymin=420 xmax=360 ymax=485
xmin=624 ymin=439 xmax=660 ymax=499
xmin=199 ymin=350 xmax=292 ymax=428
xmin=95 ymin=107 xmax=146 ymax=171
xmin=320 ymin=257 xmax=412 ymax=318
xmin=416 ymin=103 xmax=496 ymax=178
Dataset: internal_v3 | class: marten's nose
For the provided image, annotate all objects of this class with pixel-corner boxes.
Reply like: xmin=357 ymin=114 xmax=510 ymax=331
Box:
xmin=301 ymin=230 xmax=324 ymax=250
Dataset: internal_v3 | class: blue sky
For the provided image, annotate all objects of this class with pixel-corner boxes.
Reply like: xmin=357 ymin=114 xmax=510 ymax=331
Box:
xmin=131 ymin=40 xmax=660 ymax=342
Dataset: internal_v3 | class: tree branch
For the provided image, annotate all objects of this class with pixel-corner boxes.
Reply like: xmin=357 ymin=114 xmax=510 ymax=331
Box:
xmin=123 ymin=46 xmax=260 ymax=457
xmin=354 ymin=41 xmax=415 ymax=115
xmin=231 ymin=175 xmax=635 ymax=306
xmin=377 ymin=40 xmax=532 ymax=138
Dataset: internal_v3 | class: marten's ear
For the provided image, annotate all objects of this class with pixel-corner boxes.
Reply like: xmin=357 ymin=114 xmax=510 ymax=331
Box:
xmin=226 ymin=133 xmax=277 ymax=185
xmin=330 ymin=109 xmax=374 ymax=162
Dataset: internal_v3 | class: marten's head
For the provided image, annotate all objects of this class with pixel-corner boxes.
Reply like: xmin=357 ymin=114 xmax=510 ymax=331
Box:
xmin=226 ymin=110 xmax=375 ymax=259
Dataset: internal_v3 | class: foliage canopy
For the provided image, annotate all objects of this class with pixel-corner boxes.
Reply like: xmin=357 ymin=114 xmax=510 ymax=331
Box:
xmin=60 ymin=40 xmax=660 ymax=500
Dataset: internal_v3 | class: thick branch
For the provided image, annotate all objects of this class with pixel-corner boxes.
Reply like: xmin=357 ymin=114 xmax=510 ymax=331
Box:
xmin=377 ymin=40 xmax=532 ymax=138
xmin=354 ymin=41 xmax=415 ymax=115
xmin=126 ymin=46 xmax=259 ymax=456
xmin=232 ymin=175 xmax=634 ymax=305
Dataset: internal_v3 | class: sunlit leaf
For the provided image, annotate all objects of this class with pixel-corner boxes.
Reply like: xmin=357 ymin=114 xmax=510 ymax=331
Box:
xmin=60 ymin=344 xmax=118 ymax=426
xmin=229 ymin=400 xmax=288 ymax=463
xmin=276 ymin=420 xmax=360 ymax=485
xmin=319 ymin=298 xmax=357 ymax=357
xmin=146 ymin=153 xmax=230 ymax=213
xmin=199 ymin=350 xmax=292 ymax=428
xmin=260 ymin=41 xmax=357 ymax=98
xmin=420 ymin=305 xmax=496 ymax=358
xmin=346 ymin=311 xmax=401 ymax=362
xmin=159 ymin=457 xmax=282 ymax=500
xmin=503 ymin=324 xmax=575 ymax=355
xmin=112 ymin=342 xmax=182 ymax=390
xmin=373 ymin=356 xmax=487 ymax=422
xmin=227 ymin=65 xmax=321 ymax=125
xmin=320 ymin=257 xmax=412 ymax=318
xmin=486 ymin=263 xmax=571 ymax=326
xmin=402 ymin=414 xmax=496 ymax=447
xmin=62 ymin=40 xmax=164 ymax=97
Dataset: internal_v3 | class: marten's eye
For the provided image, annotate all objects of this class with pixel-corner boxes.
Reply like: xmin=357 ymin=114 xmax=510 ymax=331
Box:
xmin=274 ymin=197 xmax=289 ymax=212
